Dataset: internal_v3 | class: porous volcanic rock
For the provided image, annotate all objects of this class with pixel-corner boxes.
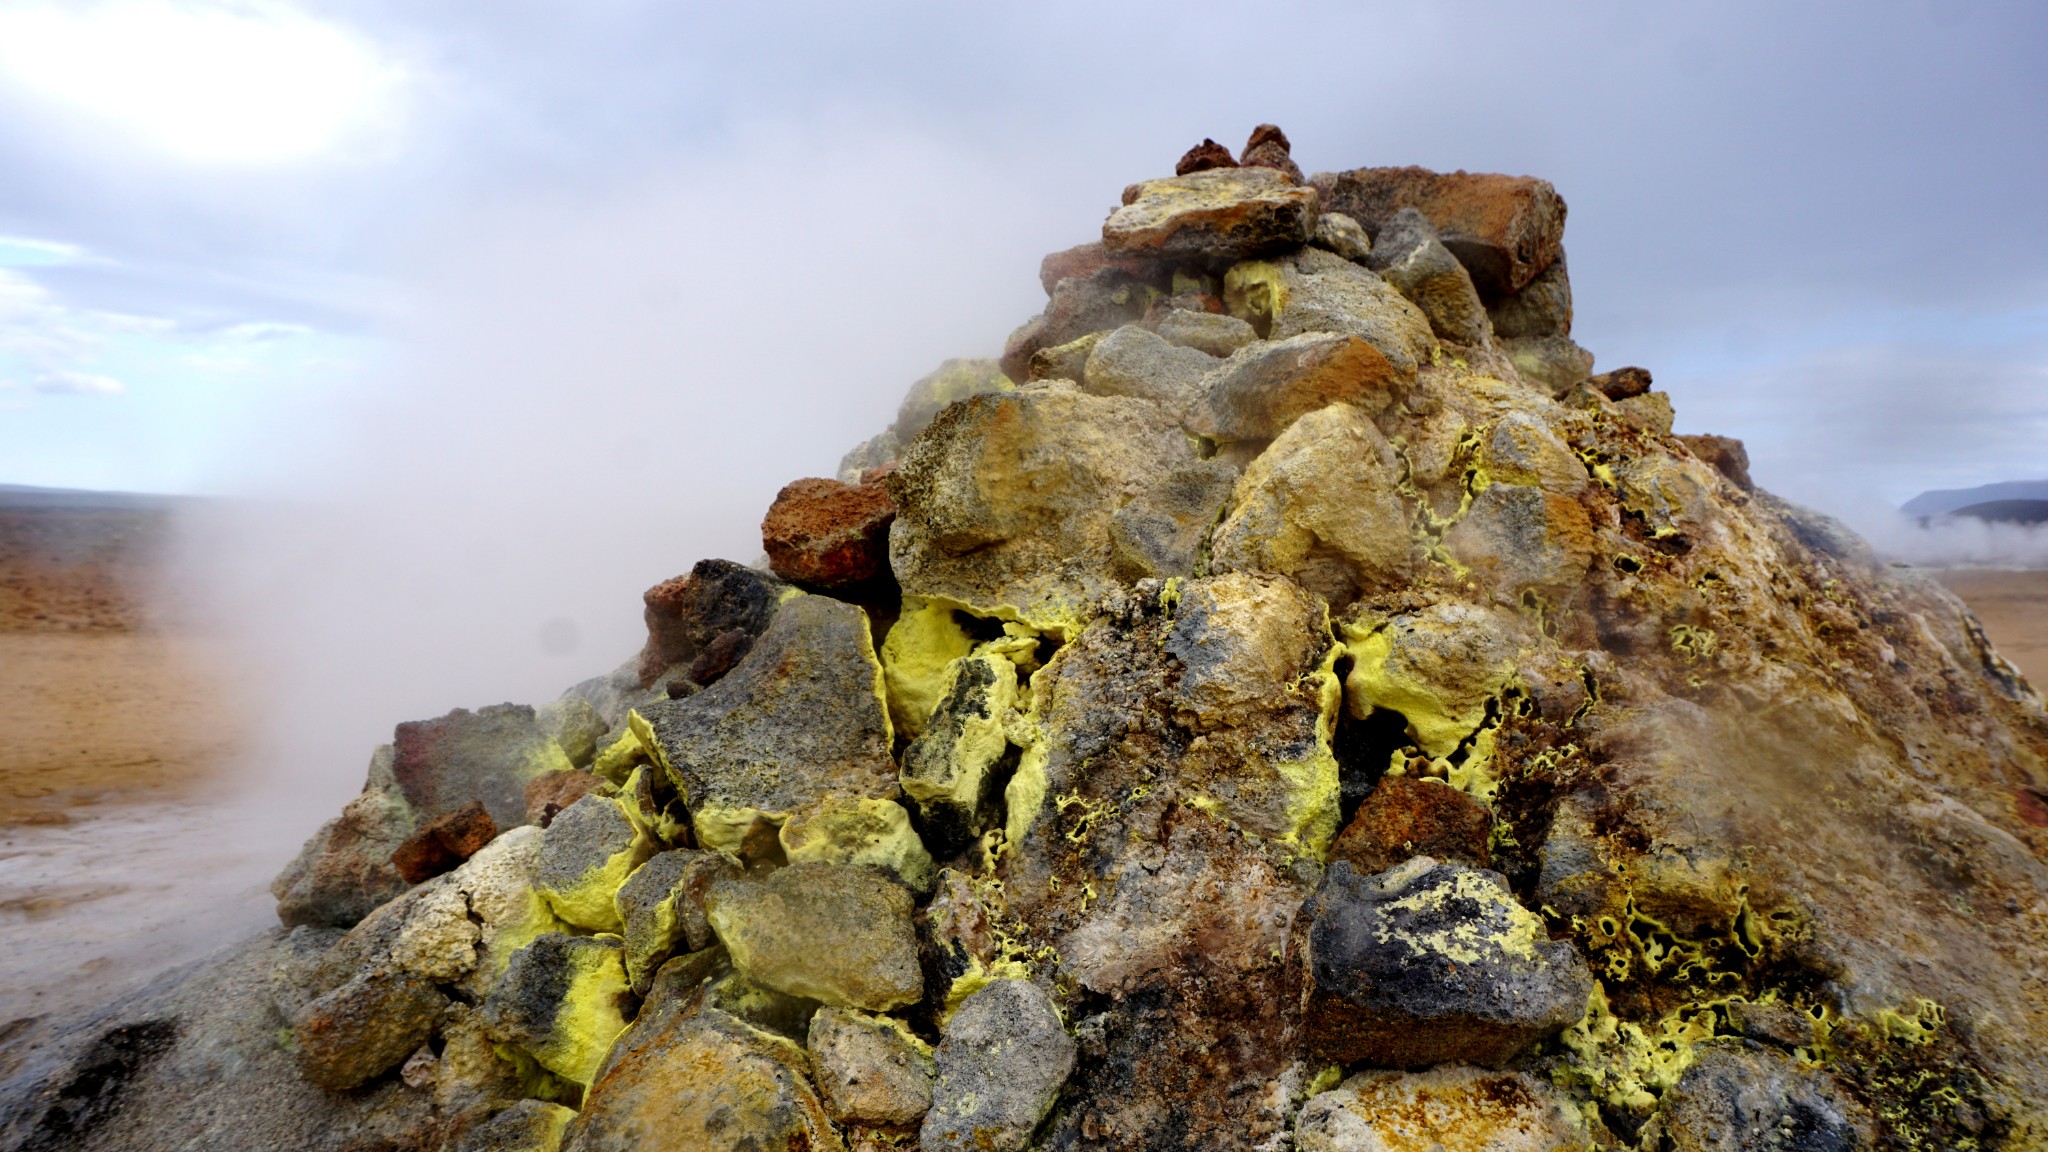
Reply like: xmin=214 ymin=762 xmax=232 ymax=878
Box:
xmin=704 ymin=862 xmax=923 ymax=1012
xmin=1103 ymin=167 xmax=1318 ymax=266
xmin=1296 ymin=1065 xmax=1590 ymax=1152
xmin=761 ymin=474 xmax=896 ymax=588
xmin=392 ymin=702 xmax=574 ymax=831
xmin=1311 ymin=165 xmax=1567 ymax=293
xmin=921 ymin=979 xmax=1075 ymax=1152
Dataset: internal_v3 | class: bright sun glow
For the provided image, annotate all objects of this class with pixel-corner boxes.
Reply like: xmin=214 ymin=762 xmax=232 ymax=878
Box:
xmin=0 ymin=0 xmax=403 ymax=164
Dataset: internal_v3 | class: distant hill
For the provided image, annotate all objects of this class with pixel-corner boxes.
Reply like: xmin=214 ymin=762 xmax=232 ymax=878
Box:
xmin=0 ymin=483 xmax=189 ymax=511
xmin=1903 ymin=480 xmax=2048 ymax=518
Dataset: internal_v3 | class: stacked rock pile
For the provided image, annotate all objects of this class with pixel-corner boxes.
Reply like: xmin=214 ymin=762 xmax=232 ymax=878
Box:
xmin=15 ymin=127 xmax=2047 ymax=1152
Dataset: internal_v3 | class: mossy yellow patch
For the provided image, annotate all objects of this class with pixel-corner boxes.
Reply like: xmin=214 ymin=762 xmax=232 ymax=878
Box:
xmin=1223 ymin=260 xmax=1288 ymax=334
xmin=903 ymin=651 xmax=1019 ymax=815
xmin=692 ymin=804 xmax=778 ymax=857
xmin=1271 ymin=638 xmax=1344 ymax=858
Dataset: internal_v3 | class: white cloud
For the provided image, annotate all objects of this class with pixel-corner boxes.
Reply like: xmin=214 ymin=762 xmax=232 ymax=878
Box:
xmin=35 ymin=370 xmax=125 ymax=396
xmin=0 ymin=236 xmax=84 ymax=267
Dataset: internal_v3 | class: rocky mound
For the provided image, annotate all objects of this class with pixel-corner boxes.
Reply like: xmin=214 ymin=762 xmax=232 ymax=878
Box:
xmin=9 ymin=127 xmax=2048 ymax=1152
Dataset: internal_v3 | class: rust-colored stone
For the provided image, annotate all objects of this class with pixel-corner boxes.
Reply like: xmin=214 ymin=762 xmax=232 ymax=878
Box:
xmin=635 ymin=559 xmax=786 ymax=686
xmin=761 ymin=476 xmax=896 ymax=588
xmin=1588 ymin=365 xmax=1652 ymax=400
xmin=1239 ymin=123 xmax=1302 ymax=182
xmin=524 ymin=769 xmax=606 ymax=828
xmin=1037 ymin=241 xmax=1169 ymax=297
xmin=1311 ymin=165 xmax=1566 ymax=293
xmin=1174 ymin=137 xmax=1238 ymax=176
xmin=1679 ymin=433 xmax=1754 ymax=491
xmin=686 ymin=628 xmax=753 ymax=686
xmin=1330 ymin=774 xmax=1492 ymax=875
xmin=390 ymin=800 xmax=498 ymax=883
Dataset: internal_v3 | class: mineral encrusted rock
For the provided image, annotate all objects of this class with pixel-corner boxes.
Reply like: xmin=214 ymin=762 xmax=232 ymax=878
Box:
xmin=32 ymin=129 xmax=2048 ymax=1152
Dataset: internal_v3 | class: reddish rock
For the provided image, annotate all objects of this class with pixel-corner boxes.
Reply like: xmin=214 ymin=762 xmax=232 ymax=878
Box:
xmin=1330 ymin=774 xmax=1492 ymax=875
xmin=1175 ymin=138 xmax=1238 ymax=176
xmin=636 ymin=559 xmax=787 ymax=686
xmin=525 ymin=769 xmax=607 ymax=828
xmin=686 ymin=628 xmax=753 ymax=686
xmin=391 ymin=704 xmax=567 ymax=830
xmin=1311 ymin=166 xmax=1566 ymax=293
xmin=1239 ymin=123 xmax=1302 ymax=182
xmin=390 ymin=800 xmax=499 ymax=884
xmin=1587 ymin=365 xmax=1652 ymax=400
xmin=1679 ymin=433 xmax=1754 ymax=492
xmin=761 ymin=476 xmax=897 ymax=588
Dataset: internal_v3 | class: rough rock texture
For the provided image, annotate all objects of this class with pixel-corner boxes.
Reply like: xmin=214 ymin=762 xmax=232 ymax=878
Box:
xmin=921 ymin=979 xmax=1075 ymax=1152
xmin=1082 ymin=323 xmax=1218 ymax=418
xmin=1312 ymin=165 xmax=1567 ymax=293
xmin=806 ymin=1007 xmax=936 ymax=1129
xmin=291 ymin=967 xmax=445 ymax=1091
xmin=1331 ymin=774 xmax=1492 ymax=874
xmin=1103 ymin=167 xmax=1318 ymax=266
xmin=393 ymin=702 xmax=573 ymax=830
xmin=761 ymin=474 xmax=897 ymax=587
xmin=1002 ymin=267 xmax=1160 ymax=384
xmin=1502 ymin=333 xmax=1595 ymax=391
xmin=893 ymin=358 xmax=1014 ymax=445
xmin=1241 ymin=123 xmax=1305 ymax=182
xmin=533 ymin=793 xmax=652 ymax=932
xmin=477 ymin=932 xmax=632 ymax=1088
xmin=635 ymin=558 xmax=788 ymax=687
xmin=1651 ymin=1041 xmax=1869 ymax=1151
xmin=1364 ymin=207 xmax=1493 ymax=346
xmin=614 ymin=848 xmax=740 ymax=993
xmin=1152 ymin=307 xmax=1256 ymax=356
xmin=389 ymin=798 xmax=497 ymax=884
xmin=1108 ymin=459 xmax=1237 ymax=581
xmin=1488 ymin=250 xmax=1574 ymax=339
xmin=778 ymin=795 xmax=936 ymax=894
xmin=1195 ymin=330 xmax=1405 ymax=442
xmin=1311 ymin=211 xmax=1373 ymax=263
xmin=1174 ymin=138 xmax=1236 ymax=175
xmin=705 ymin=862 xmax=924 ymax=1011
xmin=1223 ymin=247 xmax=1437 ymax=375
xmin=1296 ymin=1065 xmax=1590 ymax=1152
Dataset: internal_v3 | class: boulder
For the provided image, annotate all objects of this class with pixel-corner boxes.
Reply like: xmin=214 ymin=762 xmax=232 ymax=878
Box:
xmin=1502 ymin=334 xmax=1595 ymax=392
xmin=1193 ymin=331 xmax=1404 ymax=442
xmin=899 ymin=650 xmax=1024 ymax=856
xmin=1303 ymin=858 xmax=1592 ymax=1067
xmin=839 ymin=428 xmax=902 ymax=481
xmin=1487 ymin=251 xmax=1574 ymax=339
xmin=1362 ymin=207 xmax=1493 ymax=346
xmin=476 ymin=932 xmax=631 ymax=1088
xmin=523 ymin=769 xmax=607 ymax=827
xmin=1081 ymin=323 xmax=1218 ymax=418
xmin=1001 ymin=268 xmax=1158 ymax=384
xmin=290 ymin=968 xmax=445 ymax=1091
xmin=1295 ymin=1065 xmax=1590 ymax=1152
xmin=1026 ymin=329 xmax=1103 ymax=384
xmin=1650 ymin=1041 xmax=1868 ymax=1152
xmin=1223 ymin=248 xmax=1437 ymax=376
xmin=537 ymin=696 xmax=608 ymax=769
xmin=1587 ymin=364 xmax=1653 ymax=399
xmin=640 ymin=593 xmax=897 ymax=853
xmin=1210 ymin=403 xmax=1418 ymax=608
xmin=1340 ymin=602 xmax=1522 ymax=765
xmin=388 ymin=799 xmax=497 ymax=884
xmin=1616 ymin=390 xmax=1676 ymax=435
xmin=1443 ymin=482 xmax=1597 ymax=604
xmin=1311 ymin=211 xmax=1373 ymax=263
xmin=613 ymin=849 xmax=741 ymax=994
xmin=272 ymin=747 xmax=414 ymax=928
xmin=1174 ymin=138 xmax=1237 ymax=175
xmin=634 ymin=558 xmax=788 ymax=687
xmin=1038 ymin=243 xmax=1166 ymax=297
xmin=779 ymin=795 xmax=936 ymax=894
xmin=391 ymin=703 xmax=573 ymax=831
xmin=1239 ymin=123 xmax=1304 ymax=183
xmin=1310 ymin=165 xmax=1567 ymax=293
xmin=1331 ymin=774 xmax=1493 ymax=875
xmin=1679 ymin=433 xmax=1754 ymax=491
xmin=887 ymin=384 xmax=1198 ymax=631
xmin=920 ymin=979 xmax=1075 ymax=1152
xmin=1102 ymin=167 xmax=1318 ymax=266
xmin=893 ymin=358 xmax=1014 ymax=444
xmin=1152 ymin=308 xmax=1257 ymax=357
xmin=761 ymin=474 xmax=897 ymax=588
xmin=807 ymin=1007 xmax=936 ymax=1129
xmin=705 ymin=862 xmax=923 ymax=1011
xmin=1108 ymin=459 xmax=1238 ymax=581
xmin=1482 ymin=411 xmax=1587 ymax=495
xmin=532 ymin=794 xmax=652 ymax=933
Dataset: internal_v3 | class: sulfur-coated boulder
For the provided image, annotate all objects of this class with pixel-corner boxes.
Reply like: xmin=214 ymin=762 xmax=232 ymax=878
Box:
xmin=1223 ymin=249 xmax=1436 ymax=378
xmin=1303 ymin=858 xmax=1592 ymax=1068
xmin=807 ymin=1007 xmax=937 ymax=1129
xmin=476 ymin=932 xmax=631 ymax=1089
xmin=1081 ymin=323 xmax=1218 ymax=419
xmin=892 ymin=358 xmax=1014 ymax=444
xmin=634 ymin=559 xmax=788 ymax=687
xmin=640 ymin=593 xmax=897 ymax=854
xmin=899 ymin=650 xmax=1023 ymax=856
xmin=1152 ymin=307 xmax=1256 ymax=357
xmin=1193 ymin=331 xmax=1404 ymax=443
xmin=1311 ymin=211 xmax=1373 ymax=263
xmin=920 ymin=979 xmax=1075 ymax=1152
xmin=454 ymin=1100 xmax=576 ymax=1152
xmin=705 ymin=862 xmax=923 ymax=1012
xmin=532 ymin=794 xmax=652 ymax=933
xmin=1102 ymin=167 xmax=1317 ymax=266
xmin=1363 ymin=208 xmax=1492 ymax=346
xmin=779 ymin=795 xmax=936 ymax=895
xmin=537 ymin=696 xmax=608 ymax=769
xmin=1487 ymin=251 xmax=1574 ymax=339
xmin=1108 ymin=460 xmax=1238 ymax=582
xmin=272 ymin=746 xmax=414 ymax=928
xmin=1340 ymin=602 xmax=1522 ymax=793
xmin=1482 ymin=411 xmax=1587 ymax=495
xmin=761 ymin=475 xmax=896 ymax=588
xmin=614 ymin=849 xmax=741 ymax=994
xmin=291 ymin=967 xmax=446 ymax=1091
xmin=1311 ymin=166 xmax=1566 ymax=294
xmin=887 ymin=384 xmax=1198 ymax=631
xmin=1295 ymin=1065 xmax=1590 ymax=1152
xmin=1443 ymin=482 xmax=1596 ymax=604
xmin=1650 ymin=1040 xmax=1868 ymax=1152
xmin=1210 ymin=403 xmax=1417 ymax=608
xmin=1331 ymin=774 xmax=1493 ymax=875
xmin=392 ymin=703 xmax=573 ymax=831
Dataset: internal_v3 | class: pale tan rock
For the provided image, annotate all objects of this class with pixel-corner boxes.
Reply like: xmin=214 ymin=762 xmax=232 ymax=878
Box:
xmin=1082 ymin=323 xmax=1218 ymax=418
xmin=705 ymin=862 xmax=923 ymax=1012
xmin=1295 ymin=1065 xmax=1589 ymax=1152
xmin=1482 ymin=410 xmax=1586 ymax=495
xmin=1443 ymin=482 xmax=1595 ymax=604
xmin=1102 ymin=167 xmax=1317 ymax=264
xmin=806 ymin=1007 xmax=936 ymax=1129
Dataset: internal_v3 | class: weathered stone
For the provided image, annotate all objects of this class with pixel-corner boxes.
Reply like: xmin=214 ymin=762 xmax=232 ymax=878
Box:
xmin=921 ymin=979 xmax=1075 ymax=1152
xmin=1295 ymin=1065 xmax=1590 ymax=1152
xmin=1303 ymin=858 xmax=1592 ymax=1067
xmin=1443 ymin=482 xmax=1596 ymax=604
xmin=635 ymin=558 xmax=788 ymax=687
xmin=524 ymin=769 xmax=607 ymax=827
xmin=455 ymin=1100 xmax=576 ymax=1152
xmin=614 ymin=849 xmax=740 ymax=994
xmin=705 ymin=862 xmax=923 ymax=1011
xmin=1722 ymin=999 xmax=1821 ymax=1050
xmin=683 ymin=628 xmax=752 ymax=686
xmin=807 ymin=1007 xmax=936 ymax=1129
xmin=477 ymin=933 xmax=631 ymax=1089
xmin=1037 ymin=243 xmax=1167 ymax=297
xmin=1311 ymin=211 xmax=1373 ymax=263
xmin=567 ymin=1007 xmax=843 ymax=1152
xmin=1025 ymin=329 xmax=1102 ymax=384
xmin=291 ymin=968 xmax=445 ymax=1091
xmin=1363 ymin=207 xmax=1492 ymax=345
xmin=272 ymin=747 xmax=414 ymax=928
xmin=389 ymin=799 xmax=497 ymax=884
xmin=1081 ymin=323 xmax=1218 ymax=418
xmin=780 ymin=795 xmax=936 ymax=894
xmin=1311 ymin=166 xmax=1566 ymax=293
xmin=1001 ymin=269 xmax=1158 ymax=384
xmin=1616 ymin=390 xmax=1676 ymax=435
xmin=389 ymin=879 xmax=479 ymax=983
xmin=1108 ymin=460 xmax=1237 ymax=582
xmin=268 ymin=924 xmax=346 ymax=1022
xmin=534 ymin=696 xmax=607 ymax=770
xmin=893 ymin=358 xmax=1016 ymax=444
xmin=899 ymin=651 xmax=1023 ymax=856
xmin=1174 ymin=138 xmax=1237 ymax=175
xmin=391 ymin=703 xmax=573 ymax=831
xmin=1487 ymin=250 xmax=1573 ymax=339
xmin=1340 ymin=602 xmax=1524 ymax=768
xmin=1239 ymin=123 xmax=1303 ymax=182
xmin=1678 ymin=433 xmax=1754 ymax=491
xmin=1193 ymin=331 xmax=1404 ymax=442
xmin=888 ymin=384 xmax=1198 ymax=631
xmin=1482 ymin=410 xmax=1586 ymax=495
xmin=1223 ymin=248 xmax=1437 ymax=377
xmin=1332 ymin=774 xmax=1493 ymax=874
xmin=761 ymin=475 xmax=896 ymax=588
xmin=640 ymin=593 xmax=896 ymax=853
xmin=1102 ymin=167 xmax=1317 ymax=266
xmin=839 ymin=428 xmax=902 ymax=481
xmin=1152 ymin=307 xmax=1257 ymax=357
xmin=1587 ymin=364 xmax=1652 ymax=399
xmin=1651 ymin=1041 xmax=1868 ymax=1152
xmin=1210 ymin=403 xmax=1417 ymax=607
xmin=533 ymin=794 xmax=652 ymax=933
xmin=1502 ymin=334 xmax=1594 ymax=391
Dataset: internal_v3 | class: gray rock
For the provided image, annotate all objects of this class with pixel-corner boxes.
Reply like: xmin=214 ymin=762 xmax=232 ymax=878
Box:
xmin=1653 ymin=1041 xmax=1868 ymax=1152
xmin=454 ymin=1099 xmax=576 ymax=1152
xmin=900 ymin=651 xmax=1022 ymax=857
xmin=641 ymin=594 xmax=897 ymax=855
xmin=807 ymin=1007 xmax=936 ymax=1129
xmin=475 ymin=933 xmax=631 ymax=1088
xmin=920 ymin=979 xmax=1075 ymax=1152
xmin=893 ymin=358 xmax=1014 ymax=445
xmin=270 ymin=746 xmax=415 ymax=929
xmin=1311 ymin=211 xmax=1373 ymax=263
xmin=1109 ymin=460 xmax=1238 ymax=581
xmin=1001 ymin=268 xmax=1158 ymax=384
xmin=391 ymin=703 xmax=573 ymax=831
xmin=705 ymin=862 xmax=923 ymax=1012
xmin=1152 ymin=308 xmax=1257 ymax=357
xmin=1227 ymin=248 xmax=1436 ymax=382
xmin=1082 ymin=324 xmax=1217 ymax=418
xmin=291 ymin=967 xmax=446 ymax=1091
xmin=838 ymin=427 xmax=902 ymax=482
xmin=614 ymin=849 xmax=741 ymax=994
xmin=533 ymin=794 xmax=651 ymax=933
xmin=1363 ymin=208 xmax=1492 ymax=345
xmin=1303 ymin=858 xmax=1591 ymax=1067
xmin=1442 ymin=482 xmax=1596 ymax=605
xmin=267 ymin=924 xmax=344 ymax=1021
xmin=1502 ymin=333 xmax=1594 ymax=392
xmin=1194 ymin=331 xmax=1406 ymax=443
xmin=536 ymin=696 xmax=608 ymax=769
xmin=1487 ymin=250 xmax=1573 ymax=339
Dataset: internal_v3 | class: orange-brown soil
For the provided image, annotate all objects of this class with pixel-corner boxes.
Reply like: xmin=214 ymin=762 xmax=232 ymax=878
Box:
xmin=1933 ymin=567 xmax=2048 ymax=687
